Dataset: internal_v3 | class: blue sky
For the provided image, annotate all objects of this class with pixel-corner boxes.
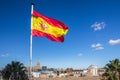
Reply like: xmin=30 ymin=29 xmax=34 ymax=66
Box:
xmin=0 ymin=0 xmax=120 ymax=69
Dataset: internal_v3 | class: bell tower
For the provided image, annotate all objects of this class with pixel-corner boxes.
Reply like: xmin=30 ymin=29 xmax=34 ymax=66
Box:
xmin=36 ymin=60 xmax=41 ymax=67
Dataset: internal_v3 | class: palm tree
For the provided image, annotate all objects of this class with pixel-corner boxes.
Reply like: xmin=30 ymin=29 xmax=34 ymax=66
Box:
xmin=2 ymin=61 xmax=28 ymax=80
xmin=103 ymin=58 xmax=120 ymax=80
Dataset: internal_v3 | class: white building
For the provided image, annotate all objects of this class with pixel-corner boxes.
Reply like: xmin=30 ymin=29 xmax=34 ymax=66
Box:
xmin=32 ymin=71 xmax=57 ymax=78
xmin=32 ymin=72 xmax=41 ymax=78
xmin=88 ymin=65 xmax=98 ymax=76
xmin=82 ymin=69 xmax=88 ymax=75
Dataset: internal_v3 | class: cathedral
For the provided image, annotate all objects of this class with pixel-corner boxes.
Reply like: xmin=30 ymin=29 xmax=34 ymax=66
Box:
xmin=26 ymin=60 xmax=42 ymax=72
xmin=32 ymin=60 xmax=42 ymax=72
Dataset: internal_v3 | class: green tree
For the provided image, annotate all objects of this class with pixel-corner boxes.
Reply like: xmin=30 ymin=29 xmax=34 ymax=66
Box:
xmin=2 ymin=61 xmax=28 ymax=80
xmin=103 ymin=58 xmax=120 ymax=80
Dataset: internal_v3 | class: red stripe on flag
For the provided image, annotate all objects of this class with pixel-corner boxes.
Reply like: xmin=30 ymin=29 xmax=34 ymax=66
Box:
xmin=32 ymin=30 xmax=64 ymax=42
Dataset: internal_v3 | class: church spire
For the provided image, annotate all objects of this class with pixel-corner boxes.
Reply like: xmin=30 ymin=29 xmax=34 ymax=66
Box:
xmin=37 ymin=60 xmax=40 ymax=66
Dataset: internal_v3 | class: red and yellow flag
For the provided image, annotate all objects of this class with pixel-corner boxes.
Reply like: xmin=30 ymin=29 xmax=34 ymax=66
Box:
xmin=32 ymin=10 xmax=68 ymax=42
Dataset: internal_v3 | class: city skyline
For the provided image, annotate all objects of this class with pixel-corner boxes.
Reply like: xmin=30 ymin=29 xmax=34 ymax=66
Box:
xmin=0 ymin=0 xmax=120 ymax=69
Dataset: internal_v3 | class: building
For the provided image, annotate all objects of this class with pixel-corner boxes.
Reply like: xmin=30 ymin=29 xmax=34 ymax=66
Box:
xmin=72 ymin=69 xmax=83 ymax=77
xmin=26 ymin=60 xmax=42 ymax=73
xmin=32 ymin=60 xmax=42 ymax=72
xmin=32 ymin=72 xmax=41 ymax=78
xmin=88 ymin=65 xmax=98 ymax=76
xmin=42 ymin=66 xmax=47 ymax=71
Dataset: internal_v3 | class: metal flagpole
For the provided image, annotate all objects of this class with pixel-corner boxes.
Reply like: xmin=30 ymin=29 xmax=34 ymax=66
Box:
xmin=30 ymin=3 xmax=34 ymax=80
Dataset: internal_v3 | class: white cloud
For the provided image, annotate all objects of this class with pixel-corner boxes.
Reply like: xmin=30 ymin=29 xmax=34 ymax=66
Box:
xmin=109 ymin=39 xmax=120 ymax=45
xmin=91 ymin=43 xmax=104 ymax=50
xmin=78 ymin=53 xmax=83 ymax=57
xmin=0 ymin=53 xmax=9 ymax=57
xmin=91 ymin=22 xmax=106 ymax=31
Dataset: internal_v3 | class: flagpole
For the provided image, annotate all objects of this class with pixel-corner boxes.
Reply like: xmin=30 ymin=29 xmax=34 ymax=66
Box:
xmin=30 ymin=3 xmax=34 ymax=80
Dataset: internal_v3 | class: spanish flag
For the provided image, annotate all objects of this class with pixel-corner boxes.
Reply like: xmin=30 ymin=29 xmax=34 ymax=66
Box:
xmin=32 ymin=10 xmax=68 ymax=42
